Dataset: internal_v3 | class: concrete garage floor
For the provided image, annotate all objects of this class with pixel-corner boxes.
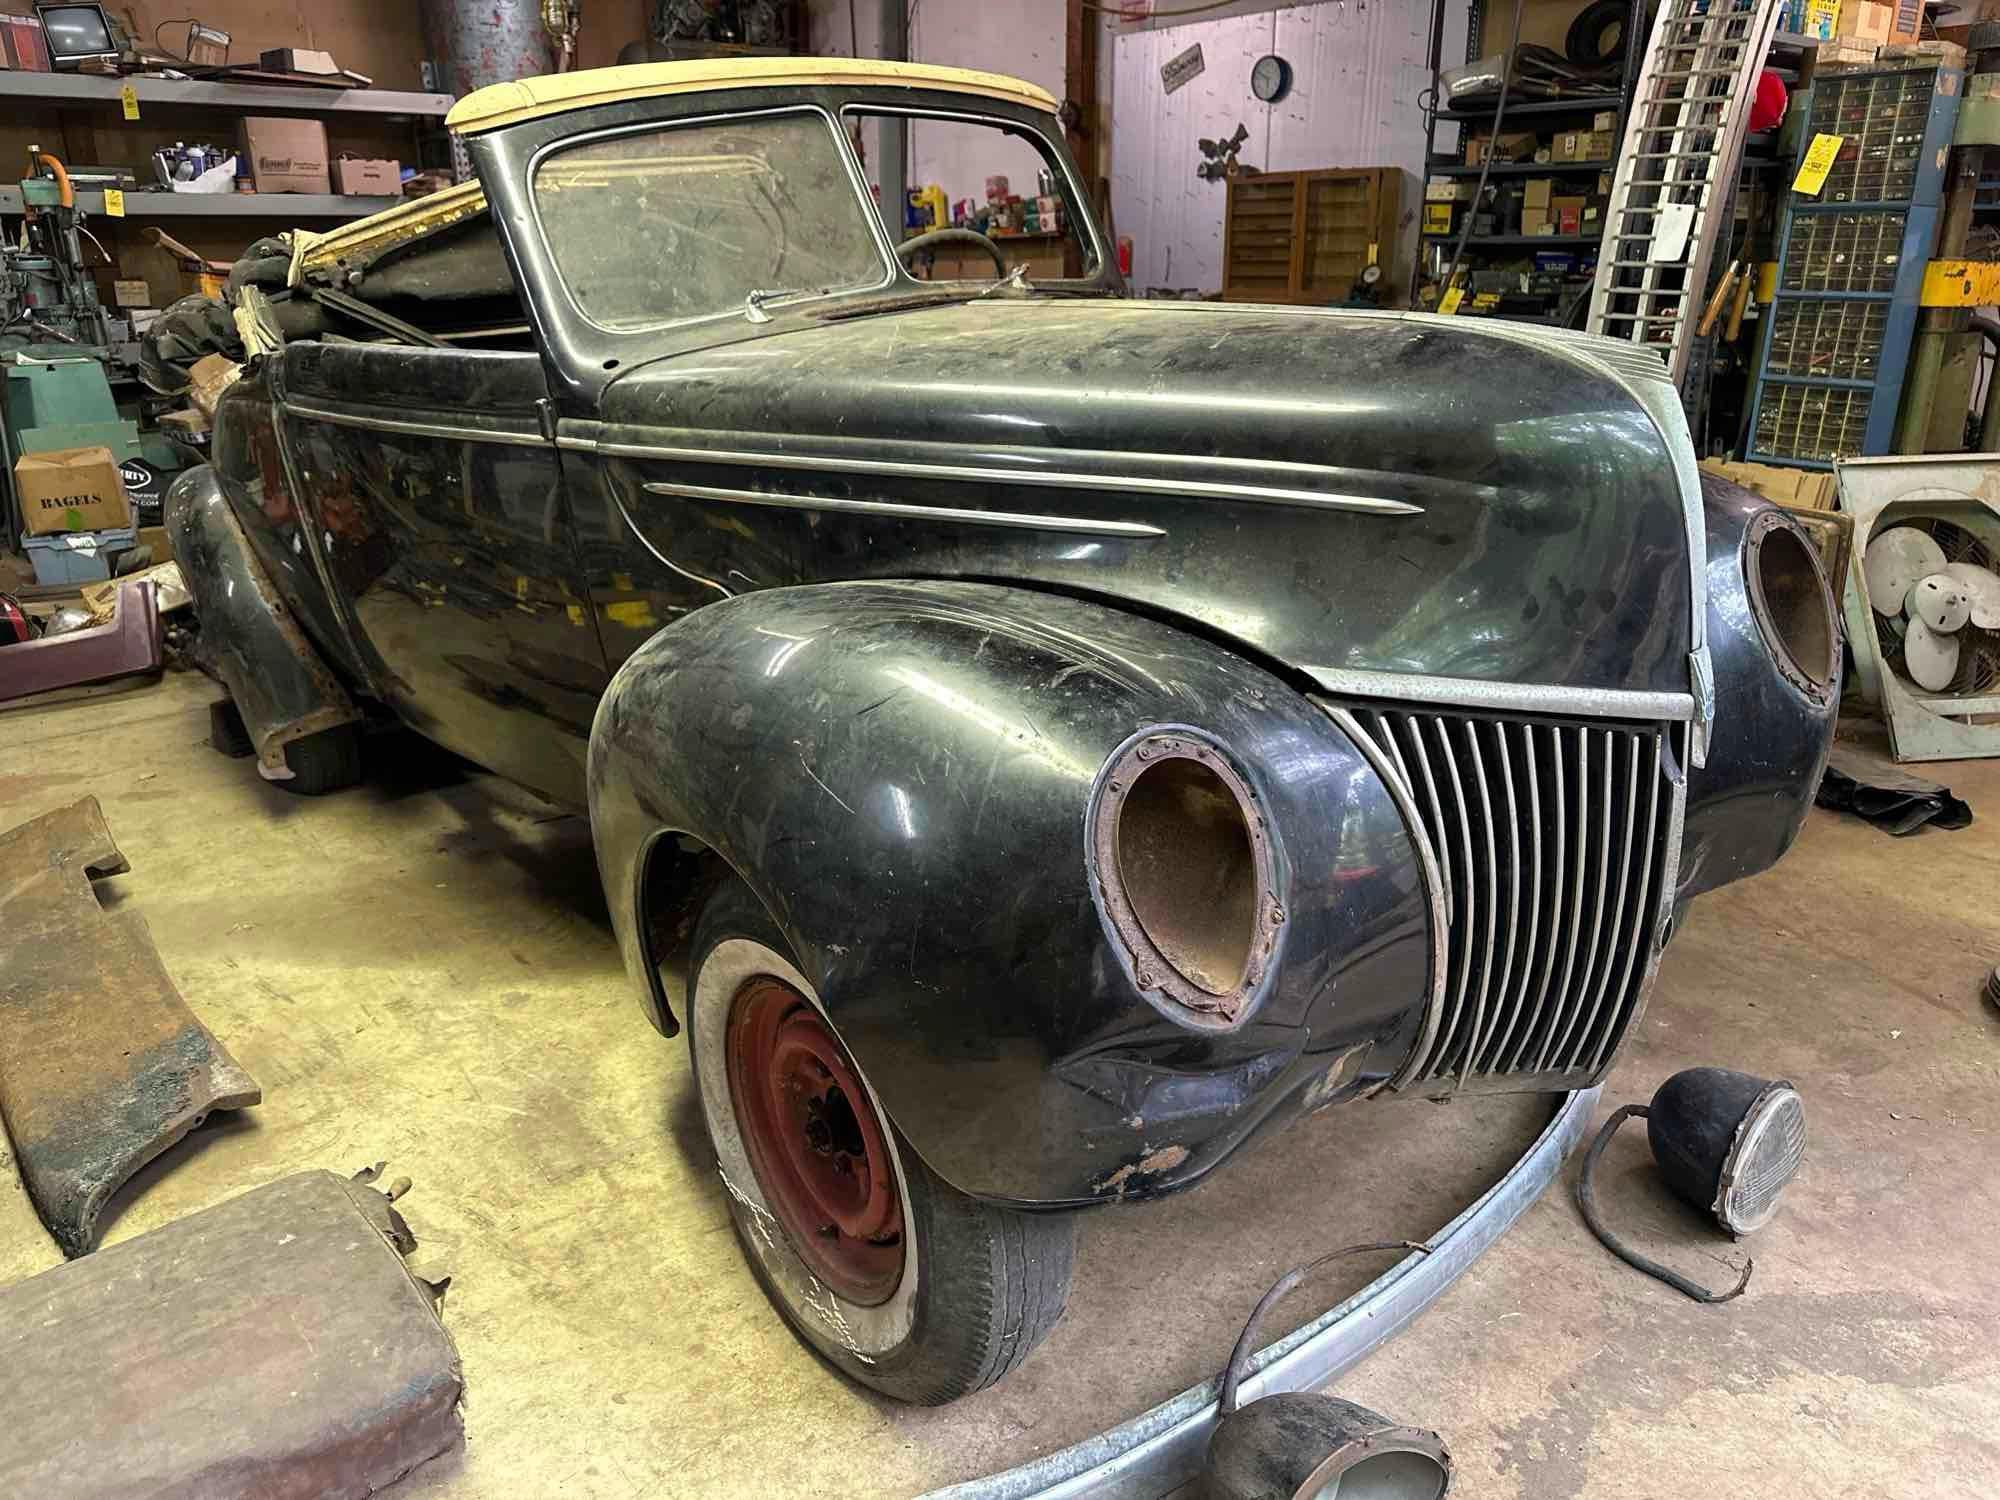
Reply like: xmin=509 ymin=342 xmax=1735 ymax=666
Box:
xmin=3 ymin=669 xmax=1997 ymax=1498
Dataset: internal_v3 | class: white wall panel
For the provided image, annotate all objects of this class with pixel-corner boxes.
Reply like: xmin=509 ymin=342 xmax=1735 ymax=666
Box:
xmin=805 ymin=0 xmax=1068 ymax=208
xmin=1112 ymin=0 xmax=1459 ymax=297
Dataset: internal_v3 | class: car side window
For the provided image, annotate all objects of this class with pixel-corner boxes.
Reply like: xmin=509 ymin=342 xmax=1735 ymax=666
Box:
xmin=531 ymin=109 xmax=890 ymax=331
xmin=846 ymin=109 xmax=1100 ymax=283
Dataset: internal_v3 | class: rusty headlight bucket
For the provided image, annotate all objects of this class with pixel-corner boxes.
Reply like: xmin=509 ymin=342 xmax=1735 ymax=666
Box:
xmin=1579 ymin=1067 xmax=1806 ymax=1303
xmin=1204 ymin=1393 xmax=1452 ymax=1500
xmin=1089 ymin=730 xmax=1282 ymax=1030
xmin=1745 ymin=510 xmax=1838 ymax=698
xmin=1648 ymin=1067 xmax=1806 ymax=1237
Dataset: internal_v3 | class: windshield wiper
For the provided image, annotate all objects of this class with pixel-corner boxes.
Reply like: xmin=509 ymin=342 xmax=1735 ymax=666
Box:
xmin=744 ymin=286 xmax=817 ymax=323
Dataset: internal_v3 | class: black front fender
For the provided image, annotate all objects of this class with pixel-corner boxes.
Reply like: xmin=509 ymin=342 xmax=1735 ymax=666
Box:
xmin=588 ymin=581 xmax=1432 ymax=1206
xmin=1679 ymin=475 xmax=1840 ymax=903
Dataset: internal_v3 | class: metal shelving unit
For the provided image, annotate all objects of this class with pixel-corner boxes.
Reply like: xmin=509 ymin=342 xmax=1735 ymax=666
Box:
xmin=1426 ymin=159 xmax=1614 ymax=177
xmin=1422 ymin=231 xmax=1603 ymax=247
xmin=0 ymin=187 xmax=398 ymax=217
xmin=0 ymin=71 xmax=451 ymax=117
xmin=1415 ymin=0 xmax=1650 ymax=321
xmin=1746 ymin=61 xmax=1966 ymax=467
xmin=1433 ymin=91 xmax=1626 ymax=122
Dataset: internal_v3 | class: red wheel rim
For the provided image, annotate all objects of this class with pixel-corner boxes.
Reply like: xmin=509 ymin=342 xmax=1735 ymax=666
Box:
xmin=725 ymin=976 xmax=906 ymax=1306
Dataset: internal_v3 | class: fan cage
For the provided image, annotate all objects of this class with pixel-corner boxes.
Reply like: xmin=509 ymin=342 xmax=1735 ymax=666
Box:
xmin=1874 ymin=515 xmax=2000 ymax=697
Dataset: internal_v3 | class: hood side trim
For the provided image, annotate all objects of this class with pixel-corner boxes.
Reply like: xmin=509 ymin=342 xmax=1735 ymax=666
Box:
xmin=641 ymin=478 xmax=1166 ymax=538
xmin=1304 ymin=667 xmax=1694 ymax=724
xmin=575 ymin=433 xmax=1426 ymax=517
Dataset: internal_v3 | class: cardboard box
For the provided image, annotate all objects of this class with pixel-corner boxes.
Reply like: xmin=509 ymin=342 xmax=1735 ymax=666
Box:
xmin=1838 ymin=0 xmax=1918 ymax=43
xmin=15 ymin=446 xmax=132 ymax=536
xmin=1423 ymin=201 xmax=1454 ymax=234
xmin=333 ymin=156 xmax=400 ymax=195
xmin=239 ymin=117 xmax=331 ymax=194
xmin=111 ymin=278 xmax=151 ymax=307
xmin=1593 ymin=111 xmax=1618 ymax=133
xmin=1466 ymin=130 xmax=1536 ymax=165
xmin=1524 ymin=178 xmax=1554 ymax=210
xmin=1552 ymin=195 xmax=1587 ymax=235
xmin=0 ymin=13 xmax=50 ymax=70
xmin=1426 ymin=175 xmax=1475 ymax=202
xmin=189 ymin=354 xmax=242 ymax=420
xmin=1583 ymin=130 xmax=1615 ymax=161
xmin=1522 ymin=207 xmax=1552 ymax=236
xmin=1700 ymin=458 xmax=1840 ymax=510
xmin=1553 ymin=131 xmax=1583 ymax=162
xmin=260 ymin=47 xmax=339 ymax=74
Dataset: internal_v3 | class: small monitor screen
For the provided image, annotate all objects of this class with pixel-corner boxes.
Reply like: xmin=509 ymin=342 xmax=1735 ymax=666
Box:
xmin=39 ymin=5 xmax=115 ymax=63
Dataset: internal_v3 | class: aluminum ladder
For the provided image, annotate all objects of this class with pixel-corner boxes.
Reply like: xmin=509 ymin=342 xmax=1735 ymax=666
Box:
xmin=1587 ymin=0 xmax=1785 ymax=388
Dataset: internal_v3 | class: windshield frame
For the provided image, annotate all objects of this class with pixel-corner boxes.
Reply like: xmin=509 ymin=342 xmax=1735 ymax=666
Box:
xmin=841 ymin=102 xmax=1109 ymax=288
xmin=524 ymin=102 xmax=900 ymax=338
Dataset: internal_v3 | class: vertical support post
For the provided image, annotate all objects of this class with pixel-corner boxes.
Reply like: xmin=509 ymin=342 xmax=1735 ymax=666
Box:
xmin=880 ymin=0 xmax=908 ymax=241
xmin=1898 ymin=35 xmax=2000 ymax=452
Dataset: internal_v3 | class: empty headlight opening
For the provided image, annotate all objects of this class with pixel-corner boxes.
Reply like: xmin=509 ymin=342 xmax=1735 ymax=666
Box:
xmin=1747 ymin=512 xmax=1838 ymax=696
xmin=1090 ymin=732 xmax=1281 ymax=1027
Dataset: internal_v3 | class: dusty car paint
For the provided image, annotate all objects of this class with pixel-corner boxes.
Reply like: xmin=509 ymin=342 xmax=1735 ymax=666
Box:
xmin=172 ymin=72 xmax=1836 ymax=1210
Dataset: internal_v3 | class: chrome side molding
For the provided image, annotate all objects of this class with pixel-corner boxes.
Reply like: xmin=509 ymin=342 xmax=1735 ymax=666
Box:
xmin=641 ymin=478 xmax=1166 ymax=538
xmin=283 ymin=399 xmax=547 ymax=448
xmin=582 ymin=431 xmax=1427 ymax=517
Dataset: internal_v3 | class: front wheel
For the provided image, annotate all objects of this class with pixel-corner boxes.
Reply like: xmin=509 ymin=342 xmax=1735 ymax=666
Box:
xmin=687 ymin=877 xmax=1074 ymax=1404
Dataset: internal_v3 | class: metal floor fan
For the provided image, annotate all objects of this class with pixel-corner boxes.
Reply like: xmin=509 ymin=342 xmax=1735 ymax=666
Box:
xmin=1839 ymin=457 xmax=2000 ymax=761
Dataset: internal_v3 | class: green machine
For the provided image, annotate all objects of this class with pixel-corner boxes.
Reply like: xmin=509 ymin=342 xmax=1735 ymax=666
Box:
xmin=2 ymin=151 xmax=192 ymax=543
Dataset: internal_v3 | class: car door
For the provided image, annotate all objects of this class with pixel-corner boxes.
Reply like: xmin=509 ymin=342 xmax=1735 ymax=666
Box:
xmin=273 ymin=340 xmax=607 ymax=806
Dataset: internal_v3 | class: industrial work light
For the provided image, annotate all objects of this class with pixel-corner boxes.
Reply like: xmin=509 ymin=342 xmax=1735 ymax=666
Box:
xmin=1578 ymin=1068 xmax=1806 ymax=1302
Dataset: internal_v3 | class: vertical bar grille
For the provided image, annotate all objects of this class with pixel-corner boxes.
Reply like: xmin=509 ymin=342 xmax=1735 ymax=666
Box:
xmin=1346 ymin=706 xmax=1676 ymax=1091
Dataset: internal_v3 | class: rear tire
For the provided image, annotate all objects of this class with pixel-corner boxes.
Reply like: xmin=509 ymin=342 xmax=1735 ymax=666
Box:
xmin=280 ymin=725 xmax=362 ymax=795
xmin=687 ymin=876 xmax=1073 ymax=1404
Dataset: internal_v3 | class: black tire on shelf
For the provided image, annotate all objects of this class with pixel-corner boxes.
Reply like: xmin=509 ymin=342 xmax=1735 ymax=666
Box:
xmin=686 ymin=876 xmax=1073 ymax=1405
xmin=280 ymin=724 xmax=362 ymax=795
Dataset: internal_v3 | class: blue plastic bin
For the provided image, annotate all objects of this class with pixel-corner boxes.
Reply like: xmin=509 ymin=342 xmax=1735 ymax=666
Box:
xmin=23 ymin=526 xmax=137 ymax=586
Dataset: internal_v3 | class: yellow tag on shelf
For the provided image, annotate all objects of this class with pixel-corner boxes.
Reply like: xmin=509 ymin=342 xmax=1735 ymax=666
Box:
xmin=120 ymin=83 xmax=139 ymax=120
xmin=1793 ymin=133 xmax=1844 ymax=196
xmin=102 ymin=188 xmax=125 ymax=217
xmin=1438 ymin=285 xmax=1465 ymax=315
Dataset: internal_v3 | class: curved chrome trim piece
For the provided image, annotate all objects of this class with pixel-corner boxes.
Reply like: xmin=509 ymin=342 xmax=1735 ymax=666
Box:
xmin=919 ymin=1087 xmax=1600 ymax=1500
xmin=1319 ymin=704 xmax=1449 ymax=1091
xmin=641 ymin=478 xmax=1166 ymax=538
xmin=603 ymin=436 xmax=1422 ymax=516
xmin=282 ymin=399 xmax=547 ymax=447
xmin=1302 ymin=666 xmax=1695 ymax=723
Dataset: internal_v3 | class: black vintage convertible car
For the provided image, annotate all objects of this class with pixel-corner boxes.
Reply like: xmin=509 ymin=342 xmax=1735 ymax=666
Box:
xmin=166 ymin=59 xmax=1839 ymax=1404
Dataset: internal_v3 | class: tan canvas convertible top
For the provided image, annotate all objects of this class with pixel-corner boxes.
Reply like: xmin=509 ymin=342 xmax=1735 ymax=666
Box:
xmin=446 ymin=57 xmax=1059 ymax=135
xmin=293 ymin=58 xmax=1056 ymax=285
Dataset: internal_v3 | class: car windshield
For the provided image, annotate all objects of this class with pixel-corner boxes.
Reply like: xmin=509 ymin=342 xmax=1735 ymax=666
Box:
xmin=533 ymin=110 xmax=889 ymax=331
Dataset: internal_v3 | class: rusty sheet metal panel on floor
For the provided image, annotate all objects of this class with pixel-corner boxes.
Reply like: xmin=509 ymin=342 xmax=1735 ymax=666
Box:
xmin=0 ymin=796 xmax=260 ymax=1256
xmin=0 ymin=1169 xmax=463 ymax=1498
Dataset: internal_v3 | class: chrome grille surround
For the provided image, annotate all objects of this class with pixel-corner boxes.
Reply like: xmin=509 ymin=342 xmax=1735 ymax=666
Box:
xmin=1322 ymin=698 xmax=1688 ymax=1095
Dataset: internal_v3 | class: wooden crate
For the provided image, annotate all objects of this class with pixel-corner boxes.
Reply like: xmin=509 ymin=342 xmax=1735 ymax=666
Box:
xmin=1223 ymin=168 xmax=1402 ymax=304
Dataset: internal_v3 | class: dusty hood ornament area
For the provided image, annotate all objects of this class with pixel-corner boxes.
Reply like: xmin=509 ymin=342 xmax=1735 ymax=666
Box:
xmin=0 ymin=796 xmax=260 ymax=1257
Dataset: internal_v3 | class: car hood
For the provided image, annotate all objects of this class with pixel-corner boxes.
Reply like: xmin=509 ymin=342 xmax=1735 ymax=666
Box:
xmin=592 ymin=298 xmax=1700 ymax=704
